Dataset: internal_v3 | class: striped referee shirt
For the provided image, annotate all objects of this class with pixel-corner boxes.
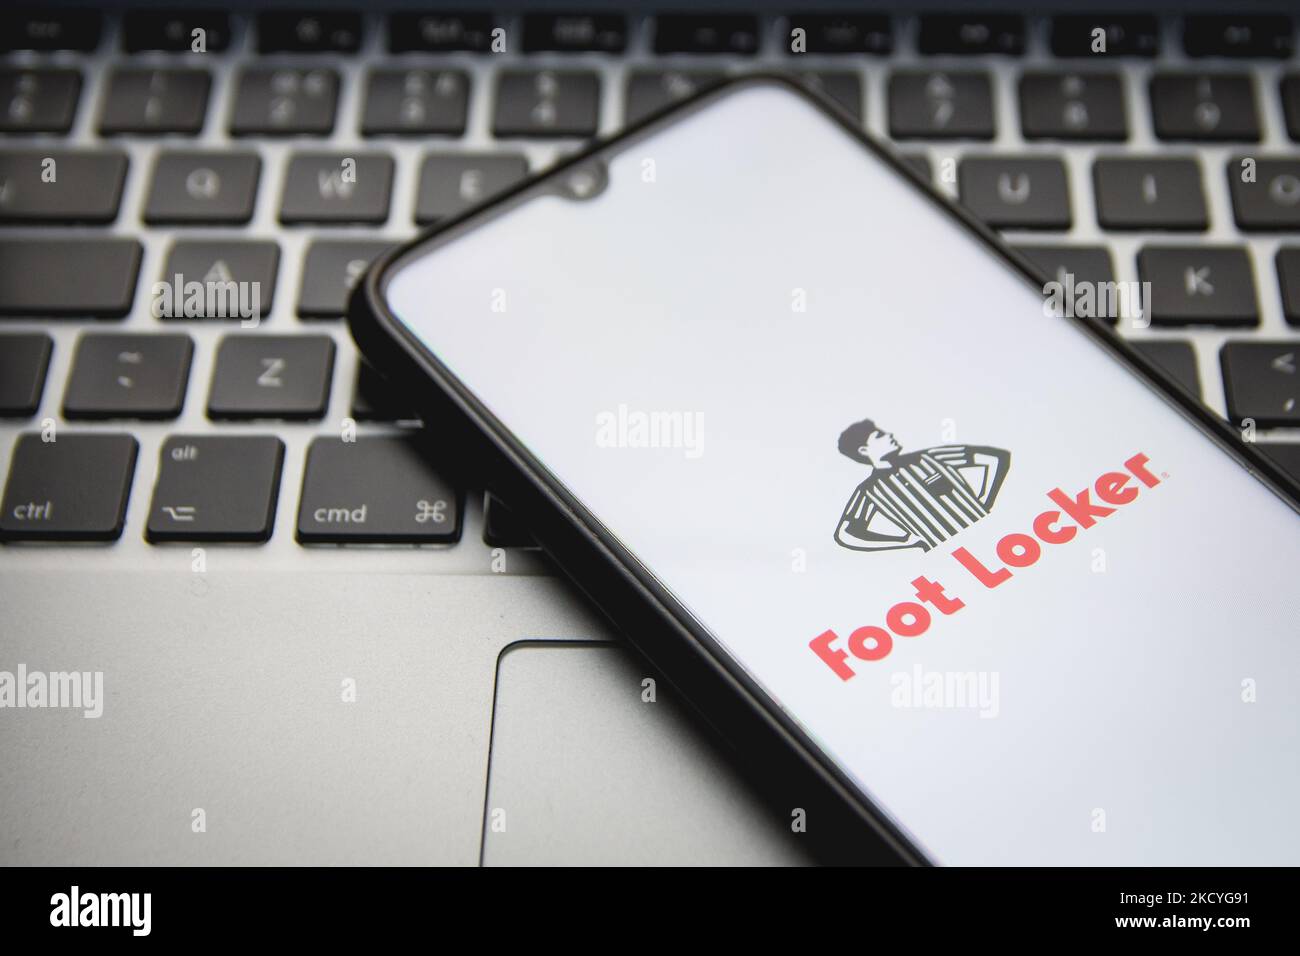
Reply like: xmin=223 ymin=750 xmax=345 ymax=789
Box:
xmin=836 ymin=445 xmax=1011 ymax=553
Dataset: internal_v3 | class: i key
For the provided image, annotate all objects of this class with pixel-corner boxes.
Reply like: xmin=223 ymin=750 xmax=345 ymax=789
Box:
xmin=146 ymin=436 xmax=284 ymax=542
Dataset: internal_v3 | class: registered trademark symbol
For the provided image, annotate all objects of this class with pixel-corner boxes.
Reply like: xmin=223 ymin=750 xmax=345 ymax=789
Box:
xmin=1161 ymin=472 xmax=1169 ymax=479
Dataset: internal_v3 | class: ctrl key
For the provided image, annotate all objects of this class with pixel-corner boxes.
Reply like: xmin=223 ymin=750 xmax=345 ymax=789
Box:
xmin=297 ymin=437 xmax=461 ymax=544
xmin=1 ymin=433 xmax=138 ymax=542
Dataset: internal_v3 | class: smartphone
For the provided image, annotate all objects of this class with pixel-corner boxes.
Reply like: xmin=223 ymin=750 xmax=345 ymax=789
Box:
xmin=352 ymin=76 xmax=1300 ymax=866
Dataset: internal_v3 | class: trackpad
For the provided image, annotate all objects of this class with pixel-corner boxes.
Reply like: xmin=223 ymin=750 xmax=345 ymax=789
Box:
xmin=481 ymin=642 xmax=811 ymax=865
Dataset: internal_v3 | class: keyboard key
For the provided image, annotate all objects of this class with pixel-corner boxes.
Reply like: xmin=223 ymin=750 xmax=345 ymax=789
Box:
xmin=98 ymin=68 xmax=210 ymax=135
xmin=1132 ymin=340 xmax=1202 ymax=399
xmin=795 ymin=72 xmax=862 ymax=122
xmin=784 ymin=14 xmax=891 ymax=54
xmin=351 ymin=361 xmax=417 ymax=422
xmin=1138 ymin=247 xmax=1258 ymax=327
xmin=144 ymin=151 xmax=260 ymax=225
xmin=493 ymin=71 xmax=600 ymax=139
xmin=1283 ymin=76 xmax=1300 ymax=141
xmin=1049 ymin=15 xmax=1159 ymax=57
xmin=1260 ymin=444 xmax=1300 ymax=484
xmin=917 ymin=14 xmax=1024 ymax=55
xmin=888 ymin=71 xmax=994 ymax=140
xmin=0 ymin=68 xmax=81 ymax=133
xmin=1227 ymin=158 xmax=1300 ymax=231
xmin=0 ymin=333 xmax=52 ymax=416
xmin=279 ymin=153 xmax=394 ymax=224
xmin=230 ymin=68 xmax=339 ymax=137
xmin=1150 ymin=73 xmax=1260 ymax=141
xmin=0 ymin=8 xmax=101 ymax=52
xmin=0 ymin=239 xmax=141 ymax=318
xmin=297 ymin=436 xmax=461 ymax=544
xmin=483 ymin=494 xmax=536 ymax=548
xmin=0 ymin=149 xmax=128 ymax=224
xmin=388 ymin=12 xmax=494 ymax=52
xmin=1278 ymin=248 xmax=1300 ymax=327
xmin=122 ymin=10 xmax=231 ymax=52
xmin=208 ymin=335 xmax=334 ymax=420
xmin=1014 ymin=244 xmax=1116 ymax=289
xmin=1184 ymin=15 xmax=1294 ymax=59
xmin=958 ymin=158 xmax=1071 ymax=230
xmin=1221 ymin=343 xmax=1300 ymax=427
xmin=146 ymin=436 xmax=284 ymax=543
xmin=624 ymin=70 xmax=725 ymax=125
xmin=415 ymin=153 xmax=528 ymax=225
xmin=298 ymin=240 xmax=394 ymax=319
xmin=156 ymin=241 xmax=278 ymax=322
xmin=63 ymin=334 xmax=192 ymax=420
xmin=653 ymin=15 xmax=759 ymax=55
xmin=361 ymin=69 xmax=469 ymax=136
xmin=903 ymin=153 xmax=932 ymax=182
xmin=1093 ymin=159 xmax=1208 ymax=231
xmin=257 ymin=11 xmax=361 ymax=54
xmin=0 ymin=433 xmax=137 ymax=542
xmin=1019 ymin=72 xmax=1126 ymax=140
xmin=523 ymin=13 xmax=626 ymax=53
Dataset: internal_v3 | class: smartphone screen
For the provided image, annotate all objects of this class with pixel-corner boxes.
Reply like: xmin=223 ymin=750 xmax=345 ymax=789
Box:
xmin=381 ymin=81 xmax=1300 ymax=865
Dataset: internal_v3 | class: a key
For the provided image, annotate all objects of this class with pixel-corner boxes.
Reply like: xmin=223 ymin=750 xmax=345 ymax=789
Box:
xmin=1138 ymin=247 xmax=1258 ymax=327
xmin=208 ymin=335 xmax=335 ymax=420
xmin=1221 ymin=343 xmax=1300 ymax=427
xmin=122 ymin=10 xmax=231 ymax=52
xmin=493 ymin=71 xmax=600 ymax=138
xmin=156 ymin=241 xmax=279 ymax=321
xmin=1019 ymin=72 xmax=1126 ymax=140
xmin=0 ymin=68 xmax=81 ymax=133
xmin=0 ymin=239 xmax=141 ymax=318
xmin=0 ymin=433 xmax=136 ymax=542
xmin=351 ymin=361 xmax=418 ymax=422
xmin=522 ymin=13 xmax=627 ymax=53
xmin=1227 ymin=158 xmax=1300 ymax=231
xmin=1049 ymin=15 xmax=1159 ymax=57
xmin=795 ymin=72 xmax=863 ymax=122
xmin=144 ymin=151 xmax=261 ymax=225
xmin=1150 ymin=73 xmax=1260 ymax=142
xmin=1093 ymin=159 xmax=1208 ymax=231
xmin=0 ymin=149 xmax=128 ymax=224
xmin=0 ymin=9 xmax=101 ymax=52
xmin=230 ymin=68 xmax=339 ymax=137
xmin=98 ymin=68 xmax=210 ymax=135
xmin=387 ymin=12 xmax=495 ymax=52
xmin=1283 ymin=76 xmax=1300 ymax=141
xmin=0 ymin=333 xmax=52 ymax=417
xmin=888 ymin=71 xmax=995 ymax=140
xmin=1260 ymin=444 xmax=1300 ymax=485
xmin=414 ymin=153 xmax=528 ymax=225
xmin=257 ymin=11 xmax=362 ymax=54
xmin=917 ymin=14 xmax=1024 ymax=55
xmin=1014 ymin=244 xmax=1116 ymax=290
xmin=298 ymin=240 xmax=394 ymax=319
xmin=653 ymin=15 xmax=759 ymax=55
xmin=483 ymin=494 xmax=537 ymax=548
xmin=297 ymin=436 xmax=461 ymax=544
xmin=784 ymin=14 xmax=891 ymax=54
xmin=1131 ymin=340 xmax=1202 ymax=399
xmin=361 ymin=69 xmax=469 ymax=136
xmin=624 ymin=70 xmax=725 ymax=125
xmin=1184 ymin=15 xmax=1294 ymax=59
xmin=146 ymin=436 xmax=284 ymax=543
xmin=63 ymin=333 xmax=192 ymax=420
xmin=280 ymin=152 xmax=394 ymax=225
xmin=958 ymin=158 xmax=1071 ymax=230
xmin=1277 ymin=248 xmax=1300 ymax=327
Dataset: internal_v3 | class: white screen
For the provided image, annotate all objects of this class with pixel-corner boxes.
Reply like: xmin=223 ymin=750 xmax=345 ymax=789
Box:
xmin=387 ymin=83 xmax=1300 ymax=865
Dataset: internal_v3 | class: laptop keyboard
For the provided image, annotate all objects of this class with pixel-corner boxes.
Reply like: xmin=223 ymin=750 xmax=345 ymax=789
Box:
xmin=1 ymin=9 xmax=1298 ymax=553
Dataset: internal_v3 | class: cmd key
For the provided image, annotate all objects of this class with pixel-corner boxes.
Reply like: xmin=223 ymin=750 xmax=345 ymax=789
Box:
xmin=297 ymin=437 xmax=461 ymax=544
xmin=1 ymin=433 xmax=137 ymax=541
xmin=146 ymin=436 xmax=284 ymax=542
xmin=0 ymin=239 xmax=141 ymax=318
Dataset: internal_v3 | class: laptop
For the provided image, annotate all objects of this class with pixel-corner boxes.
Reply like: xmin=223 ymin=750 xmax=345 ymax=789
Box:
xmin=1 ymin=1 xmax=1297 ymax=866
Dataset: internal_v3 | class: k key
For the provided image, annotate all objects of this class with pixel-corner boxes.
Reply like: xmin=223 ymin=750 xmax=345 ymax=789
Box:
xmin=1137 ymin=246 xmax=1258 ymax=327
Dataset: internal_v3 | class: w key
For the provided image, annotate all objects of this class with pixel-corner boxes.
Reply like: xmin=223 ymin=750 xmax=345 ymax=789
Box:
xmin=146 ymin=436 xmax=284 ymax=542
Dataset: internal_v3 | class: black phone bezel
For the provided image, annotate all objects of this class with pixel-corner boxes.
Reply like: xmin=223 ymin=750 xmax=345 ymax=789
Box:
xmin=350 ymin=74 xmax=1300 ymax=866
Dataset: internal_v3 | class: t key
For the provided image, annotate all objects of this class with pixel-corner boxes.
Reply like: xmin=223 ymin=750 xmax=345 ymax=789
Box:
xmin=1 ymin=433 xmax=137 ymax=542
xmin=146 ymin=436 xmax=284 ymax=542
